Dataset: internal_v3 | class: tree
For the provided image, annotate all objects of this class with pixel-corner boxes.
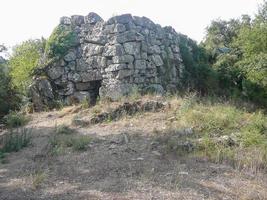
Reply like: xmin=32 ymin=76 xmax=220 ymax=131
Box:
xmin=9 ymin=39 xmax=45 ymax=94
xmin=201 ymin=0 xmax=267 ymax=107
xmin=0 ymin=45 xmax=19 ymax=118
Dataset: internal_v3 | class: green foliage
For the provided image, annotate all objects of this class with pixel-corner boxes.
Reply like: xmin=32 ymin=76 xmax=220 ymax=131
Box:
xmin=45 ymin=24 xmax=77 ymax=59
xmin=55 ymin=124 xmax=74 ymax=135
xmin=0 ymin=46 xmax=20 ymax=119
xmin=175 ymin=97 xmax=267 ymax=172
xmin=81 ymin=97 xmax=90 ymax=109
xmin=0 ymin=63 xmax=19 ymax=119
xmin=9 ymin=39 xmax=45 ymax=94
xmin=32 ymin=171 xmax=46 ymax=190
xmin=202 ymin=1 xmax=267 ymax=107
xmin=49 ymin=125 xmax=91 ymax=154
xmin=71 ymin=135 xmax=92 ymax=151
xmin=178 ymin=34 xmax=218 ymax=94
xmin=0 ymin=128 xmax=32 ymax=162
xmin=4 ymin=112 xmax=29 ymax=128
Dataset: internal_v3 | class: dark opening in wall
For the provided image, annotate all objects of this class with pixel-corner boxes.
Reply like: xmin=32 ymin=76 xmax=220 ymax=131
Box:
xmin=90 ymin=80 xmax=102 ymax=105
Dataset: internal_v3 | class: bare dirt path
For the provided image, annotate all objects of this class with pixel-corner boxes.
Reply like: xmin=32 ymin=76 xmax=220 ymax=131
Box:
xmin=0 ymin=106 xmax=267 ymax=200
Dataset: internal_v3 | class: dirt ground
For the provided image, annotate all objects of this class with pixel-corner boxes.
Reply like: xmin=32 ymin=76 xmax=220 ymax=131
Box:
xmin=0 ymin=104 xmax=267 ymax=200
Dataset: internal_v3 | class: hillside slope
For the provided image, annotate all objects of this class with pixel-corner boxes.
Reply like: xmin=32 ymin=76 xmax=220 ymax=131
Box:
xmin=0 ymin=95 xmax=266 ymax=200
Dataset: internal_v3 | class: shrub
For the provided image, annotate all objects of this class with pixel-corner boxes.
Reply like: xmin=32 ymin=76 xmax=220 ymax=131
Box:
xmin=9 ymin=39 xmax=45 ymax=94
xmin=4 ymin=112 xmax=29 ymax=128
xmin=0 ymin=57 xmax=20 ymax=119
xmin=45 ymin=24 xmax=77 ymax=59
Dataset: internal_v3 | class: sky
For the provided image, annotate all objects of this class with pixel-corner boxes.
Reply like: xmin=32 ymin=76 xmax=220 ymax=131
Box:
xmin=0 ymin=0 xmax=264 ymax=48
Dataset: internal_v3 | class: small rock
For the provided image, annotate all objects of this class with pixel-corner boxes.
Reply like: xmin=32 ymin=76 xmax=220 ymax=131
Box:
xmin=109 ymin=144 xmax=117 ymax=150
xmin=178 ymin=171 xmax=189 ymax=175
xmin=152 ymin=151 xmax=161 ymax=156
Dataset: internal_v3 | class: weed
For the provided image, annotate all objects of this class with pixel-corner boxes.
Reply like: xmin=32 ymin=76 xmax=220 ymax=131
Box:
xmin=1 ymin=128 xmax=32 ymax=153
xmin=0 ymin=128 xmax=32 ymax=162
xmin=71 ymin=135 xmax=91 ymax=151
xmin=32 ymin=171 xmax=46 ymax=190
xmin=4 ymin=112 xmax=29 ymax=128
xmin=55 ymin=124 xmax=74 ymax=135
xmin=49 ymin=126 xmax=91 ymax=154
xmin=81 ymin=97 xmax=90 ymax=109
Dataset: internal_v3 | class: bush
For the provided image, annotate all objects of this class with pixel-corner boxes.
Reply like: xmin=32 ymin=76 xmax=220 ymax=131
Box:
xmin=0 ymin=57 xmax=20 ymax=119
xmin=178 ymin=34 xmax=218 ymax=95
xmin=45 ymin=24 xmax=78 ymax=59
xmin=9 ymin=39 xmax=45 ymax=94
xmin=4 ymin=112 xmax=29 ymax=128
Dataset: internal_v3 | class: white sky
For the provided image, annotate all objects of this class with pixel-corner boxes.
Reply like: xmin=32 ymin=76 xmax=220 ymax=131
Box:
xmin=0 ymin=0 xmax=264 ymax=48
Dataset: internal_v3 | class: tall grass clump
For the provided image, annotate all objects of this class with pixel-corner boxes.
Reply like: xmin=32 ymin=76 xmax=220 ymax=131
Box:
xmin=0 ymin=128 xmax=32 ymax=162
xmin=4 ymin=112 xmax=29 ymax=128
xmin=175 ymin=97 xmax=267 ymax=173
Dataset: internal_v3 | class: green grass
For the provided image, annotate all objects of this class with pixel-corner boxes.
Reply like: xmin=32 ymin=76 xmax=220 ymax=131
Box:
xmin=0 ymin=128 xmax=32 ymax=163
xmin=161 ymin=95 xmax=267 ymax=173
xmin=32 ymin=171 xmax=47 ymax=190
xmin=4 ymin=112 xmax=29 ymax=128
xmin=49 ymin=125 xmax=91 ymax=154
xmin=55 ymin=124 xmax=74 ymax=135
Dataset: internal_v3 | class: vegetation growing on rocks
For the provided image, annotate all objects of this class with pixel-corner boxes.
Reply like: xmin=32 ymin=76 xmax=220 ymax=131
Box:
xmin=0 ymin=2 xmax=267 ymax=199
xmin=45 ymin=24 xmax=78 ymax=60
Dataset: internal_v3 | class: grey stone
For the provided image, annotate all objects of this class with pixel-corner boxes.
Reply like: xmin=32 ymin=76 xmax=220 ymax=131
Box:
xmin=107 ymin=14 xmax=133 ymax=24
xmin=47 ymin=66 xmax=64 ymax=80
xmin=76 ymin=59 xmax=90 ymax=71
xmin=99 ymin=83 xmax=133 ymax=100
xmin=66 ymin=61 xmax=76 ymax=71
xmin=71 ymin=15 xmax=85 ymax=26
xmin=85 ymin=12 xmax=103 ymax=24
xmin=151 ymin=55 xmax=163 ymax=66
xmin=113 ymin=24 xmax=126 ymax=33
xmin=113 ymin=30 xmax=137 ymax=43
xmin=58 ymin=82 xmax=74 ymax=96
xmin=123 ymin=42 xmax=141 ymax=57
xmin=105 ymin=64 xmax=127 ymax=72
xmin=64 ymin=50 xmax=77 ymax=62
xmin=149 ymin=45 xmax=161 ymax=54
xmin=135 ymin=60 xmax=146 ymax=69
xmin=72 ymin=91 xmax=90 ymax=102
xmin=60 ymin=16 xmax=71 ymax=25
xmin=86 ymin=56 xmax=106 ymax=69
xmin=117 ymin=69 xmax=134 ymax=79
xmin=85 ymin=44 xmax=104 ymax=56
xmin=29 ymin=78 xmax=54 ymax=111
xmin=103 ymin=44 xmax=125 ymax=57
xmin=68 ymin=72 xmax=81 ymax=82
xmin=81 ymin=70 xmax=102 ymax=82
xmin=112 ymin=55 xmax=134 ymax=64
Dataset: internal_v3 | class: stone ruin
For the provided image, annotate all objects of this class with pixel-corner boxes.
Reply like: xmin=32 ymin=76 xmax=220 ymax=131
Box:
xmin=31 ymin=12 xmax=187 ymax=110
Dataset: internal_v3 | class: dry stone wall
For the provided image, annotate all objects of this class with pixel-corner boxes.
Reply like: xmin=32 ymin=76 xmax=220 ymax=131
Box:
xmin=31 ymin=12 xmax=186 ymax=109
